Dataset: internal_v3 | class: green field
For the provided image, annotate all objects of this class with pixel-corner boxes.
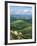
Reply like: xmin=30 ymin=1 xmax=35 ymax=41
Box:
xmin=10 ymin=19 xmax=32 ymax=40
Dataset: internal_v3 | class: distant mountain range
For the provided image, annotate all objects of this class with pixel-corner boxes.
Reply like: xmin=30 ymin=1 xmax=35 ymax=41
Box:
xmin=10 ymin=14 xmax=32 ymax=20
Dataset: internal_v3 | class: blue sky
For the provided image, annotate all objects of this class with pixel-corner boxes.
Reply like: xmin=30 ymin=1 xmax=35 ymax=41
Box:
xmin=10 ymin=6 xmax=32 ymax=15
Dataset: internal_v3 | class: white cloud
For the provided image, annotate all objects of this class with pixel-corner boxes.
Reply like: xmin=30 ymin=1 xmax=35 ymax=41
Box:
xmin=24 ymin=10 xmax=32 ymax=13
xmin=16 ymin=9 xmax=32 ymax=14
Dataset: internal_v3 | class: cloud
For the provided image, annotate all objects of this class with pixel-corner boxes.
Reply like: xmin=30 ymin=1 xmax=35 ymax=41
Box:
xmin=24 ymin=10 xmax=32 ymax=13
xmin=15 ymin=9 xmax=32 ymax=14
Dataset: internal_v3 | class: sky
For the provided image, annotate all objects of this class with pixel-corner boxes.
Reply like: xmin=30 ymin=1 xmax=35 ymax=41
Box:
xmin=10 ymin=6 xmax=32 ymax=15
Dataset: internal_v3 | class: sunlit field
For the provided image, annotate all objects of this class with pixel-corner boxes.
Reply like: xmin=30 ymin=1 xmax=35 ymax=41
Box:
xmin=10 ymin=6 xmax=32 ymax=40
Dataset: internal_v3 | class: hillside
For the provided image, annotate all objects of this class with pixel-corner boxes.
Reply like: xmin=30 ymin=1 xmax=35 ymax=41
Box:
xmin=10 ymin=19 xmax=32 ymax=40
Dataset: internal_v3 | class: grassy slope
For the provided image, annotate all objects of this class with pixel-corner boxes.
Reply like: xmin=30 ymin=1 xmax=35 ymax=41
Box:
xmin=10 ymin=20 xmax=32 ymax=40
